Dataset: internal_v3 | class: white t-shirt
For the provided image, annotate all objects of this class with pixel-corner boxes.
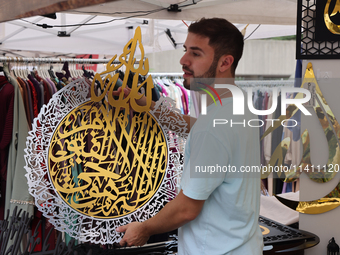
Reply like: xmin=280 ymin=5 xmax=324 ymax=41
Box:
xmin=178 ymin=96 xmax=263 ymax=255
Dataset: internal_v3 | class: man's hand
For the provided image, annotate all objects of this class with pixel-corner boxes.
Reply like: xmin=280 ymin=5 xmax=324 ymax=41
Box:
xmin=115 ymin=190 xmax=203 ymax=247
xmin=112 ymin=87 xmax=129 ymax=98
xmin=112 ymin=87 xmax=148 ymax=107
xmin=116 ymin=222 xmax=150 ymax=247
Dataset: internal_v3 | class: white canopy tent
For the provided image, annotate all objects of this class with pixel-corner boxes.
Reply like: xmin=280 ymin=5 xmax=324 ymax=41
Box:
xmin=69 ymin=0 xmax=298 ymax=25
xmin=0 ymin=0 xmax=298 ymax=57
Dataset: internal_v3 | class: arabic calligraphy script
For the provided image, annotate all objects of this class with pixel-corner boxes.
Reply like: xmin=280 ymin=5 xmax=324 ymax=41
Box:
xmin=48 ymin=27 xmax=168 ymax=219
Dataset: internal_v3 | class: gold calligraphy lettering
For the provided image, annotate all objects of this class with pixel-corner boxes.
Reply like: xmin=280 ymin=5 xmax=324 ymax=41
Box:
xmin=48 ymin=27 xmax=168 ymax=218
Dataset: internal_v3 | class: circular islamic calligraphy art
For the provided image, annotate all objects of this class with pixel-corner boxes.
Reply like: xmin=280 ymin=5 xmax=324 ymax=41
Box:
xmin=24 ymin=78 xmax=188 ymax=244
xmin=48 ymin=100 xmax=168 ymax=219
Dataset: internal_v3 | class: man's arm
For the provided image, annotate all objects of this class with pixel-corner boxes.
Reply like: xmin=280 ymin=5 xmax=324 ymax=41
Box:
xmin=116 ymin=190 xmax=204 ymax=247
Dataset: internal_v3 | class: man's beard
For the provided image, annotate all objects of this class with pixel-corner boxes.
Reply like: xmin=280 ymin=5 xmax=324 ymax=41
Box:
xmin=183 ymin=56 xmax=219 ymax=90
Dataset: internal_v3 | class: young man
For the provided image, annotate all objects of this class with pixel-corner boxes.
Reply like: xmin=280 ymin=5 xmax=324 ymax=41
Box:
xmin=116 ymin=18 xmax=263 ymax=254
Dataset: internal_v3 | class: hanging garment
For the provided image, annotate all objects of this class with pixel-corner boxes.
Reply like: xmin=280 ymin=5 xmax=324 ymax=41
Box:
xmin=175 ymin=83 xmax=189 ymax=115
xmin=28 ymin=74 xmax=43 ymax=112
xmin=3 ymin=64 xmax=34 ymax=218
xmin=271 ymin=94 xmax=284 ymax=194
xmin=190 ymin=90 xmax=200 ymax=118
xmin=263 ymin=94 xmax=273 ymax=164
xmin=46 ymin=77 xmax=57 ymax=94
xmin=22 ymin=79 xmax=34 ymax=127
xmin=17 ymin=77 xmax=32 ymax=129
xmin=26 ymin=79 xmax=39 ymax=118
xmin=255 ymin=90 xmax=265 ymax=166
xmin=35 ymin=72 xmax=52 ymax=105
xmin=0 ymin=76 xmax=14 ymax=220
xmin=260 ymin=92 xmax=269 ymax=165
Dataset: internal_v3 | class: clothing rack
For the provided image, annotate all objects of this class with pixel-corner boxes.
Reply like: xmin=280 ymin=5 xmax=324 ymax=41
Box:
xmin=149 ymin=72 xmax=183 ymax=77
xmin=149 ymin=73 xmax=295 ymax=87
xmin=0 ymin=57 xmax=118 ymax=64
xmin=236 ymin=80 xmax=294 ymax=87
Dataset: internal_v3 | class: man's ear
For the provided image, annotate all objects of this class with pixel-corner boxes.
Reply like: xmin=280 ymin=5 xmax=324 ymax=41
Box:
xmin=218 ymin=55 xmax=234 ymax=73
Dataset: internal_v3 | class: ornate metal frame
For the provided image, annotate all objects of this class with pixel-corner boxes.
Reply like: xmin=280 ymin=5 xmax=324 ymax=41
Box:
xmin=297 ymin=0 xmax=340 ymax=59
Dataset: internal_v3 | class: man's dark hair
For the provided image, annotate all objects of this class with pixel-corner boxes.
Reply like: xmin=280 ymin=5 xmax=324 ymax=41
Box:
xmin=188 ymin=18 xmax=244 ymax=76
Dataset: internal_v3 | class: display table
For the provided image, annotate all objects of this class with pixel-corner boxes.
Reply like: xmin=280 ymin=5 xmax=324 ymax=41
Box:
xmin=0 ymin=207 xmax=319 ymax=255
xmin=97 ymin=216 xmax=319 ymax=255
xmin=260 ymin=216 xmax=319 ymax=254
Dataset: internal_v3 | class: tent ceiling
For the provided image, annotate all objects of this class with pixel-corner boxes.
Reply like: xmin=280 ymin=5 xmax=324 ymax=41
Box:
xmin=67 ymin=0 xmax=298 ymax=25
xmin=0 ymin=14 xmax=190 ymax=57
xmin=0 ymin=13 xmax=296 ymax=57
xmin=0 ymin=0 xmax=298 ymax=57
xmin=0 ymin=0 xmax=117 ymax=23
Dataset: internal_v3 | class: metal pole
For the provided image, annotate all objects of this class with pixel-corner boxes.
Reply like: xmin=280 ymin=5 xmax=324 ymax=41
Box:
xmin=0 ymin=56 xmax=116 ymax=64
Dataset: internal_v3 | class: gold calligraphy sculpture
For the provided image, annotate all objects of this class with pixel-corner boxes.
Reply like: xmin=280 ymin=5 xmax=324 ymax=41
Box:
xmin=25 ymin=27 xmax=188 ymax=244
xmin=324 ymin=0 xmax=340 ymax=34
xmin=261 ymin=62 xmax=340 ymax=214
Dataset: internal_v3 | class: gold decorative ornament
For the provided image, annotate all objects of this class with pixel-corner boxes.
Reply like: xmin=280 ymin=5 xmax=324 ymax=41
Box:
xmin=275 ymin=195 xmax=340 ymax=215
xmin=269 ymin=62 xmax=340 ymax=214
xmin=25 ymin=27 xmax=188 ymax=243
xmin=286 ymin=63 xmax=340 ymax=183
xmin=324 ymin=0 xmax=340 ymax=34
xmin=296 ymin=198 xmax=340 ymax=214
xmin=260 ymin=225 xmax=270 ymax=235
xmin=262 ymin=62 xmax=340 ymax=184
